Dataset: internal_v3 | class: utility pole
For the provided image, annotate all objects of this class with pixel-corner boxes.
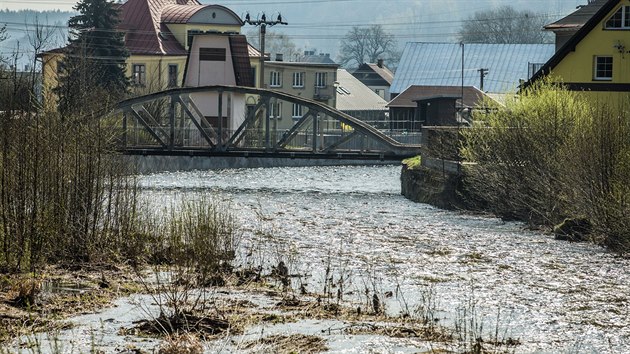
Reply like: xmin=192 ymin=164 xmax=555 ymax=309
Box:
xmin=478 ymin=68 xmax=489 ymax=91
xmin=244 ymin=13 xmax=287 ymax=150
xmin=244 ymin=13 xmax=287 ymax=88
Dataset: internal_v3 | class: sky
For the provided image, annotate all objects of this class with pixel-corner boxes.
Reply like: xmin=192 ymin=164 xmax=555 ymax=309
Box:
xmin=0 ymin=0 xmax=589 ymax=64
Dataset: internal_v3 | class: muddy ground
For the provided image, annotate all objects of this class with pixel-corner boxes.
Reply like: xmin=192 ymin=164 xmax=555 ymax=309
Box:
xmin=0 ymin=264 xmax=519 ymax=353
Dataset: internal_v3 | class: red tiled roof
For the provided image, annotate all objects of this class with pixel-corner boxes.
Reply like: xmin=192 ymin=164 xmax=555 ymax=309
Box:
xmin=229 ymin=35 xmax=254 ymax=87
xmin=387 ymin=86 xmax=490 ymax=108
xmin=161 ymin=4 xmax=206 ymax=24
xmin=118 ymin=0 xmax=200 ymax=56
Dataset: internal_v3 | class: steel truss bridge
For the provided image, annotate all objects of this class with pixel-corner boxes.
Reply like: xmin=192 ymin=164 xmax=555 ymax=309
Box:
xmin=111 ymin=85 xmax=421 ymax=161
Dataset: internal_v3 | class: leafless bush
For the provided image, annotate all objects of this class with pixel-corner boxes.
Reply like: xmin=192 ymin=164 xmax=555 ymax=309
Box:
xmin=0 ymin=61 xmax=146 ymax=272
xmin=462 ymin=80 xmax=630 ymax=251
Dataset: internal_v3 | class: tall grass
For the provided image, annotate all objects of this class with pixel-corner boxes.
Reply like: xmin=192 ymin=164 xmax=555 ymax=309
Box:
xmin=462 ymin=80 xmax=630 ymax=251
xmin=0 ymin=104 xmax=147 ymax=272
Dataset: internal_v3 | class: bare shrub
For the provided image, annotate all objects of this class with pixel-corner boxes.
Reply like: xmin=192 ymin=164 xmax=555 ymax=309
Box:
xmin=158 ymin=333 xmax=203 ymax=354
xmin=133 ymin=197 xmax=241 ymax=338
xmin=462 ymin=80 xmax=630 ymax=251
xmin=461 ymin=80 xmax=589 ymax=225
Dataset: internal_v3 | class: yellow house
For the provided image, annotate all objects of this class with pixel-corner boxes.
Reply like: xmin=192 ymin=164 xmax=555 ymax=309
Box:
xmin=527 ymin=0 xmax=630 ymax=105
xmin=41 ymin=0 xmax=246 ymax=103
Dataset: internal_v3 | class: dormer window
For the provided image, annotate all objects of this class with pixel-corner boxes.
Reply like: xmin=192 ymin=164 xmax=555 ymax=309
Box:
xmin=605 ymin=6 xmax=630 ymax=29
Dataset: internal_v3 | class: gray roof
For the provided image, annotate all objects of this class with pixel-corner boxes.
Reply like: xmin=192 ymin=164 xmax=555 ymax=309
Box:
xmin=391 ymin=42 xmax=555 ymax=94
xmin=336 ymin=69 xmax=388 ymax=112
xmin=387 ymin=85 xmax=490 ymax=108
xmin=298 ymin=54 xmax=337 ymax=64
xmin=545 ymin=0 xmax=609 ymax=31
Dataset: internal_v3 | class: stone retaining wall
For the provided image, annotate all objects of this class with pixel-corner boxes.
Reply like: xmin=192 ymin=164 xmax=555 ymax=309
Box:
xmin=400 ymin=163 xmax=466 ymax=210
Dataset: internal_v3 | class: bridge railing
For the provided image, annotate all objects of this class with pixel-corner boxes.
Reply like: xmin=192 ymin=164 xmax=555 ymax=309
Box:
xmin=119 ymin=125 xmax=406 ymax=152
xmin=110 ymin=86 xmax=422 ymax=158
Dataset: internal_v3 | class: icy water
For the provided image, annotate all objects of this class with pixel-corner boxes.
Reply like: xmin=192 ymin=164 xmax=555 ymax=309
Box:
xmin=136 ymin=165 xmax=630 ymax=353
xmin=14 ymin=165 xmax=630 ymax=353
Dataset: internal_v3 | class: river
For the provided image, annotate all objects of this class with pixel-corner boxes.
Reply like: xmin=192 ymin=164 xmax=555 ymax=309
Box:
xmin=136 ymin=165 xmax=630 ymax=353
xmin=15 ymin=165 xmax=629 ymax=353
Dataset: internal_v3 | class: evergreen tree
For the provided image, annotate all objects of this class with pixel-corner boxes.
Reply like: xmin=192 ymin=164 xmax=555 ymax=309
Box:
xmin=56 ymin=0 xmax=128 ymax=114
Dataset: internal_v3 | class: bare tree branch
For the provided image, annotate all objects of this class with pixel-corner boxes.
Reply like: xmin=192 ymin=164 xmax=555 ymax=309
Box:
xmin=339 ymin=25 xmax=397 ymax=68
xmin=458 ymin=6 xmax=552 ymax=44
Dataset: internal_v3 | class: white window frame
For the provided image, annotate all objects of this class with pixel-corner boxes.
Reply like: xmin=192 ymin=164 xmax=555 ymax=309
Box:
xmin=605 ymin=6 xmax=630 ymax=29
xmin=270 ymin=71 xmax=282 ymax=87
xmin=132 ymin=63 xmax=146 ymax=86
xmin=292 ymin=72 xmax=304 ymax=88
xmin=292 ymin=103 xmax=303 ymax=118
xmin=594 ymin=56 xmax=613 ymax=81
xmin=270 ymin=102 xmax=282 ymax=119
xmin=315 ymin=72 xmax=327 ymax=88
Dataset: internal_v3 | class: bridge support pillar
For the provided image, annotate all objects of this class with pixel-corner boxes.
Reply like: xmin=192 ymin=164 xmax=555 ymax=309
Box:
xmin=218 ymin=91 xmax=223 ymax=151
xmin=312 ymin=113 xmax=318 ymax=152
xmin=169 ymin=95 xmax=175 ymax=149
xmin=264 ymin=97 xmax=271 ymax=151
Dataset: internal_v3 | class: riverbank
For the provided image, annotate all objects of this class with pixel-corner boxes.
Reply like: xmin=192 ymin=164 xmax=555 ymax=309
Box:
xmin=400 ymin=159 xmax=466 ymax=210
xmin=0 ymin=264 xmax=141 ymax=343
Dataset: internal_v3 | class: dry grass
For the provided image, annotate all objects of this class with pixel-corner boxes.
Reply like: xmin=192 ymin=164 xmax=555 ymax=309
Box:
xmin=243 ymin=334 xmax=328 ymax=353
xmin=158 ymin=333 xmax=203 ymax=354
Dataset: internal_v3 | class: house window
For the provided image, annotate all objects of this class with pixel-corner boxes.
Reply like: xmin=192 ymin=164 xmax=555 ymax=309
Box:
xmin=270 ymin=102 xmax=282 ymax=118
xmin=605 ymin=6 xmax=630 ymax=29
xmin=292 ymin=103 xmax=303 ymax=118
xmin=168 ymin=64 xmax=178 ymax=87
xmin=315 ymin=72 xmax=327 ymax=88
xmin=132 ymin=64 xmax=146 ymax=86
xmin=292 ymin=72 xmax=304 ymax=87
xmin=270 ymin=71 xmax=281 ymax=87
xmin=200 ymin=48 xmax=226 ymax=61
xmin=594 ymin=56 xmax=613 ymax=80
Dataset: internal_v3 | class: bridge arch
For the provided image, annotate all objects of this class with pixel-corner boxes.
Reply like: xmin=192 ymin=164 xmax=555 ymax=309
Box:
xmin=111 ymin=85 xmax=421 ymax=159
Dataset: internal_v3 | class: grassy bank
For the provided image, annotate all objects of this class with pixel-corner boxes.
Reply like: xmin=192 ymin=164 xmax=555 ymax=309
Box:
xmin=461 ymin=80 xmax=630 ymax=252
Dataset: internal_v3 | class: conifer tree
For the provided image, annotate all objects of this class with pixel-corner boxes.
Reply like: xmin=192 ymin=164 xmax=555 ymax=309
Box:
xmin=56 ymin=0 xmax=128 ymax=114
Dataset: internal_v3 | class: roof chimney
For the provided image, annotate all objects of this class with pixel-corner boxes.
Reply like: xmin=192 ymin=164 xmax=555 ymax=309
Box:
xmin=276 ymin=53 xmax=283 ymax=61
xmin=377 ymin=58 xmax=384 ymax=68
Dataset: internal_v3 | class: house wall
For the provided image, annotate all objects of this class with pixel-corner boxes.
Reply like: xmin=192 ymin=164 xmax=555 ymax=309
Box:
xmin=185 ymin=35 xmax=245 ymax=130
xmin=554 ymin=31 xmax=575 ymax=52
xmin=185 ymin=36 xmax=236 ymax=87
xmin=262 ymin=62 xmax=338 ymax=131
xmin=40 ymin=53 xmax=62 ymax=108
xmin=127 ymin=55 xmax=187 ymax=93
xmin=165 ymin=23 xmax=241 ymax=49
xmin=39 ymin=52 xmax=188 ymax=107
xmin=189 ymin=92 xmax=245 ymax=131
xmin=370 ymin=85 xmax=390 ymax=101
xmin=551 ymin=0 xmax=630 ymax=105
xmin=422 ymin=99 xmax=458 ymax=126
